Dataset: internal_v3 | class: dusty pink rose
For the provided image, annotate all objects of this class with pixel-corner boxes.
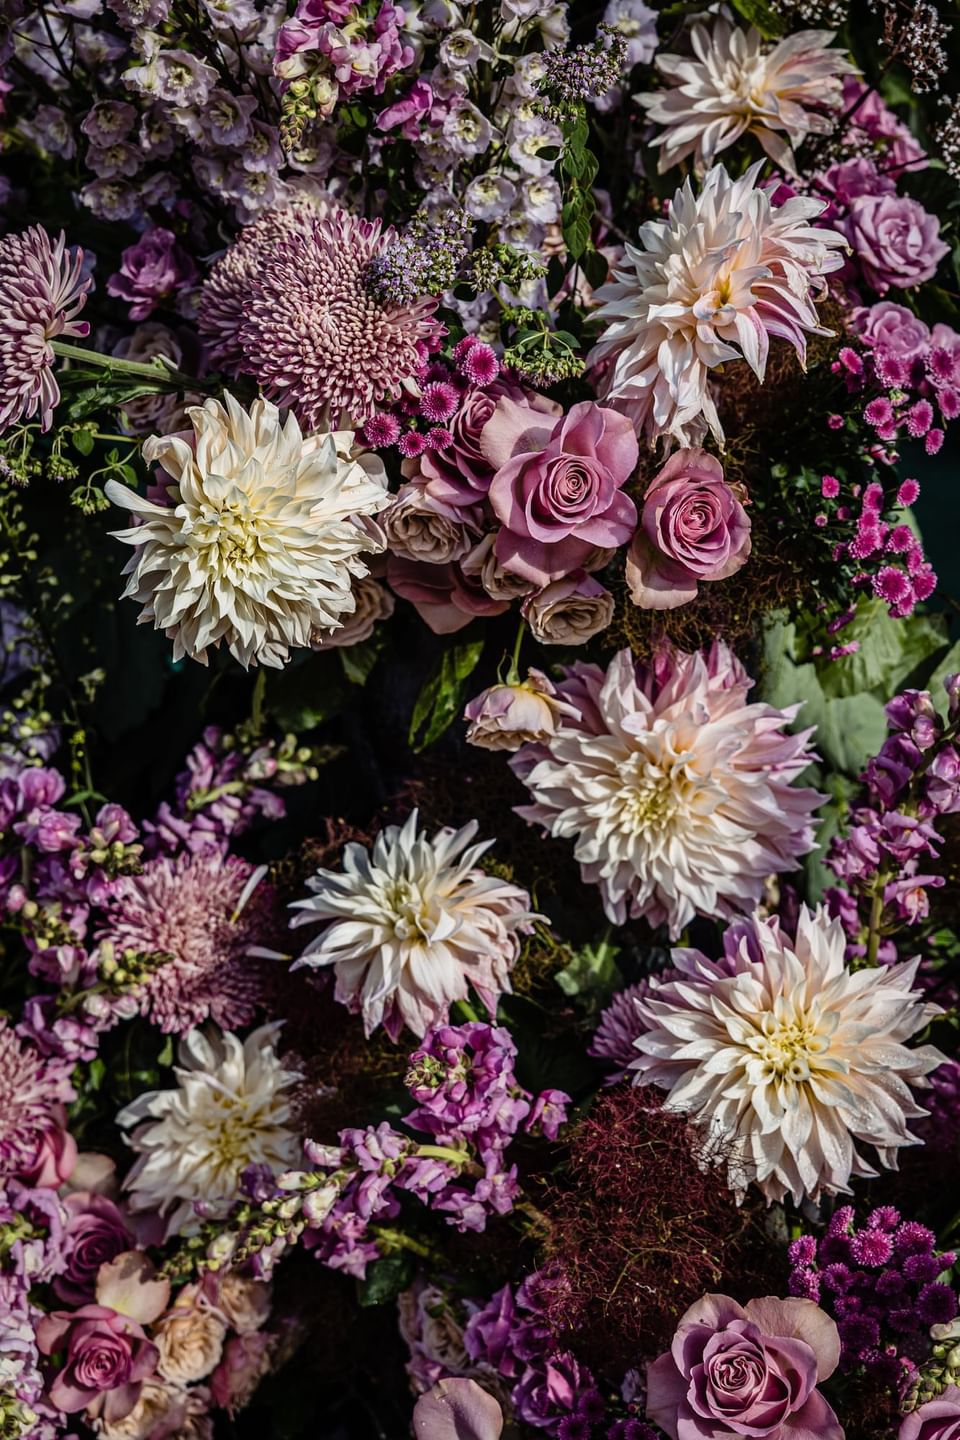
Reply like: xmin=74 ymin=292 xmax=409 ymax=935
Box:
xmin=413 ymin=1378 xmax=504 ymax=1440
xmin=484 ymin=398 xmax=638 ymax=585
xmin=646 ymin=1294 xmax=842 ymax=1440
xmin=209 ymin=1332 xmax=274 ymax=1415
xmin=36 ymin=1305 xmax=159 ymax=1422
xmin=852 ymin=301 xmax=930 ymax=359
xmin=464 ymin=670 xmax=581 ymax=752
xmin=53 ymin=1192 xmax=133 ymax=1305
xmin=21 ymin=1115 xmax=77 ymax=1188
xmin=844 ymin=194 xmax=949 ymax=295
xmin=626 ymin=448 xmax=751 ymax=610
xmin=522 ymin=571 xmax=614 ymax=645
xmin=106 ymin=227 xmax=198 ymax=321
xmin=387 ymin=556 xmax=509 ymax=634
xmin=900 ymin=1387 xmax=960 ymax=1440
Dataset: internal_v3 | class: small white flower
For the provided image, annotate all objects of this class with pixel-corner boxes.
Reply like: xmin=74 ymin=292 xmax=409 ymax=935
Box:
xmin=117 ymin=1024 xmax=301 ymax=1237
xmin=105 ymin=392 xmax=388 ymax=669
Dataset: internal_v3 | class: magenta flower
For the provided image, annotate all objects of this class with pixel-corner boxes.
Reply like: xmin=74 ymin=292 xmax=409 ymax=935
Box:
xmin=106 ymin=227 xmax=198 ymax=320
xmin=36 ymin=1305 xmax=158 ymax=1423
xmin=626 ymin=447 xmax=751 ymax=610
xmin=844 ymin=195 xmax=949 ymax=295
xmin=484 ymin=398 xmax=638 ymax=585
xmin=901 ymin=1387 xmax=960 ymax=1440
xmin=646 ymin=1294 xmax=842 ymax=1440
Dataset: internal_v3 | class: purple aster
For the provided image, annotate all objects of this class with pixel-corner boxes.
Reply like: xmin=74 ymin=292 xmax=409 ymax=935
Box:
xmin=96 ymin=851 xmax=276 ymax=1033
xmin=0 ymin=226 xmax=92 ymax=433
xmin=0 ymin=1021 xmax=75 ymax=1180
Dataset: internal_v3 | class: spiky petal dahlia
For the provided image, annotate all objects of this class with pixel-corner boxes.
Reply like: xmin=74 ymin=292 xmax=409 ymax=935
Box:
xmin=98 ymin=853 xmax=276 ymax=1035
xmin=104 ymin=393 xmax=388 ymax=669
xmin=0 ymin=225 xmax=92 ymax=434
xmin=587 ymin=162 xmax=847 ymax=446
xmin=0 ymin=1020 xmax=75 ymax=1179
xmin=511 ymin=644 xmax=822 ymax=937
xmin=290 ymin=810 xmax=538 ymax=1040
xmin=630 ymin=906 xmax=945 ymax=1204
xmin=638 ymin=15 xmax=856 ymax=175
xmin=117 ymin=1024 xmax=301 ymax=1237
xmin=198 ymin=202 xmax=442 ymax=429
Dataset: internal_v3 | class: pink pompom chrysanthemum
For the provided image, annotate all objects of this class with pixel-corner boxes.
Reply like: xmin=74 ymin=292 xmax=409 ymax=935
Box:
xmin=0 ymin=1020 xmax=75 ymax=1180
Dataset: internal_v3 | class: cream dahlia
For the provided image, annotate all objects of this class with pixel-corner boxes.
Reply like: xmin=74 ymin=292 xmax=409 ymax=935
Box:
xmin=510 ymin=644 xmax=821 ymax=937
xmin=639 ymin=15 xmax=856 ymax=174
xmin=587 ymin=161 xmax=847 ymax=446
xmin=117 ymin=1024 xmax=301 ymax=1237
xmin=104 ymin=393 xmax=388 ymax=669
xmin=630 ymin=906 xmax=945 ymax=1204
xmin=289 ymin=810 xmax=538 ymax=1039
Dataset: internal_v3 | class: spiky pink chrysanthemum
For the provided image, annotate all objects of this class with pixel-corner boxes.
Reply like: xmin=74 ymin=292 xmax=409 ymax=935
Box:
xmin=0 ymin=1021 xmax=75 ymax=1179
xmin=199 ymin=201 xmax=441 ymax=429
xmin=589 ymin=981 xmax=657 ymax=1083
xmin=98 ymin=852 xmax=276 ymax=1034
xmin=0 ymin=226 xmax=91 ymax=434
xmin=511 ymin=644 xmax=822 ymax=937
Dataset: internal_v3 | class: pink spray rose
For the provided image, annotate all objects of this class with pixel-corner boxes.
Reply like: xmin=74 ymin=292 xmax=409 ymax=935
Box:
xmin=646 ymin=1294 xmax=842 ymax=1440
xmin=843 ymin=194 xmax=949 ymax=295
xmin=852 ymin=301 xmax=931 ymax=359
xmin=900 ymin=1386 xmax=960 ymax=1440
xmin=483 ymin=398 xmax=638 ymax=585
xmin=464 ymin=670 xmax=581 ymax=752
xmin=21 ymin=1114 xmax=77 ymax=1188
xmin=36 ymin=1305 xmax=159 ymax=1422
xmin=106 ymin=227 xmax=198 ymax=321
xmin=626 ymin=448 xmax=751 ymax=610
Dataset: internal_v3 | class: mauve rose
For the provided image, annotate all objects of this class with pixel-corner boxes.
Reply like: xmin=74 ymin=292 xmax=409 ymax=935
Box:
xmin=414 ymin=1378 xmax=504 ymax=1440
xmin=461 ymin=533 xmax=536 ymax=602
xmin=522 ymin=571 xmax=614 ymax=646
xmin=900 ymin=1386 xmax=960 ymax=1440
xmin=626 ymin=448 xmax=751 ymax=610
xmin=310 ymin=575 xmax=394 ymax=651
xmin=484 ymin=399 xmax=638 ymax=585
xmin=646 ymin=1294 xmax=842 ymax=1440
xmin=36 ymin=1304 xmax=159 ymax=1423
xmin=382 ymin=487 xmax=479 ymax=564
xmin=388 ymin=556 xmax=509 ymax=634
xmin=209 ymin=1332 xmax=274 ymax=1415
xmin=21 ymin=1114 xmax=77 ymax=1188
xmin=844 ymin=194 xmax=949 ymax=295
xmin=464 ymin=670 xmax=581 ymax=752
xmin=853 ymin=301 xmax=931 ymax=359
xmin=821 ymin=156 xmax=895 ymax=209
xmin=54 ymin=1192 xmax=133 ymax=1305
xmin=106 ymin=227 xmax=199 ymax=321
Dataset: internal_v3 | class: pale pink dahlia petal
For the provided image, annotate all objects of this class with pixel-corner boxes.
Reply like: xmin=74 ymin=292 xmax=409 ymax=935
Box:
xmin=0 ymin=226 xmax=92 ymax=433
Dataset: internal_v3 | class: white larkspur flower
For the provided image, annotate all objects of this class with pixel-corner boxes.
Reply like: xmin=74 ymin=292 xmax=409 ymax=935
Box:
xmin=116 ymin=1024 xmax=301 ymax=1237
xmin=510 ymin=644 xmax=822 ymax=938
xmin=104 ymin=393 xmax=389 ymax=669
xmin=638 ymin=14 xmax=856 ymax=174
xmin=630 ymin=905 xmax=945 ymax=1204
xmin=290 ymin=811 xmax=538 ymax=1040
xmin=587 ymin=161 xmax=847 ymax=446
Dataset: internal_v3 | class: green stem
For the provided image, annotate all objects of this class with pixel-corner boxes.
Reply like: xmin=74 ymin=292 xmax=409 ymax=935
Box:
xmin=90 ymin=432 xmax=142 ymax=445
xmin=505 ymin=621 xmax=526 ymax=686
xmin=865 ymin=883 xmax=885 ymax=967
xmin=413 ymin=1143 xmax=474 ymax=1168
xmin=51 ymin=340 xmax=204 ymax=391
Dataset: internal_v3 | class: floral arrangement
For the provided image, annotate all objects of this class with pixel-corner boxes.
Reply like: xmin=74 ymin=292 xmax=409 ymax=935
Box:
xmin=1 ymin=2 xmax=960 ymax=1439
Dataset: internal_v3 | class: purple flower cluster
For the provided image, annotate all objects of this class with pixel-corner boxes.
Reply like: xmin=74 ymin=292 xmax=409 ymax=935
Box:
xmin=814 ymin=471 xmax=936 ymax=621
xmin=361 ymin=335 xmax=501 ymax=463
xmin=789 ymin=1205 xmax=958 ymax=1397
xmin=274 ymin=0 xmax=414 ymax=99
xmin=365 ymin=205 xmax=473 ymax=307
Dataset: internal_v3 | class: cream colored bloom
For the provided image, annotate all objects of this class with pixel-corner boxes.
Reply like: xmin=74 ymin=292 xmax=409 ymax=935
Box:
xmin=155 ymin=1286 xmax=227 ymax=1384
xmin=631 ymin=906 xmax=944 ymax=1204
xmin=290 ymin=811 xmax=538 ymax=1040
xmin=587 ymin=161 xmax=847 ymax=446
xmin=105 ymin=393 xmax=388 ymax=669
xmin=117 ymin=1024 xmax=301 ymax=1237
xmin=639 ymin=15 xmax=856 ymax=174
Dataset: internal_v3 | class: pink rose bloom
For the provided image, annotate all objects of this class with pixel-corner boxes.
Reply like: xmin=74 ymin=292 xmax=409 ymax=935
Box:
xmin=821 ymin=156 xmax=896 ymax=208
xmin=852 ymin=301 xmax=930 ymax=359
xmin=626 ymin=448 xmax=751 ymax=609
xmin=106 ymin=228 xmax=198 ymax=321
xmin=900 ymin=1386 xmax=960 ymax=1440
xmin=21 ymin=1114 xmax=77 ymax=1188
xmin=844 ymin=194 xmax=949 ymax=295
xmin=54 ymin=1192 xmax=133 ymax=1305
xmin=522 ymin=571 xmax=614 ymax=646
xmin=413 ymin=1378 xmax=504 ymax=1440
xmin=646 ymin=1294 xmax=842 ymax=1440
xmin=210 ymin=1332 xmax=274 ymax=1415
xmin=484 ymin=398 xmax=638 ymax=586
xmin=387 ymin=556 xmax=509 ymax=634
xmin=36 ymin=1305 xmax=159 ymax=1423
xmin=464 ymin=670 xmax=581 ymax=752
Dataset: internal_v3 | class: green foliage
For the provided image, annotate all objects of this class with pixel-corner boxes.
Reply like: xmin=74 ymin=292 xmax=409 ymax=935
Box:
xmin=356 ymin=1252 xmax=416 ymax=1307
xmin=408 ymin=638 xmax=484 ymax=751
xmin=555 ymin=934 xmax=621 ymax=1014
xmin=729 ymin=0 xmax=788 ymax=37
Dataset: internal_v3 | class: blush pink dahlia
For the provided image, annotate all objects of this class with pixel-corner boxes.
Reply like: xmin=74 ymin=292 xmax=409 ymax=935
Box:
xmin=290 ymin=811 xmax=538 ymax=1039
xmin=0 ymin=225 xmax=92 ymax=433
xmin=511 ymin=645 xmax=821 ymax=936
xmin=98 ymin=853 xmax=275 ymax=1035
xmin=0 ymin=1019 xmax=75 ymax=1180
xmin=631 ymin=906 xmax=944 ymax=1203
xmin=588 ymin=162 xmax=847 ymax=446
xmin=199 ymin=201 xmax=442 ymax=429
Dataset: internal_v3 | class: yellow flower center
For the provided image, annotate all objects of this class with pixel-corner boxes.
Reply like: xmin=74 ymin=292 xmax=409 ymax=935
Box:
xmin=754 ymin=1012 xmax=830 ymax=1082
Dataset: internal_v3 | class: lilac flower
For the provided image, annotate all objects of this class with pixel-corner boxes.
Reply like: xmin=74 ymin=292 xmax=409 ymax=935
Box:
xmin=0 ymin=226 xmax=92 ymax=433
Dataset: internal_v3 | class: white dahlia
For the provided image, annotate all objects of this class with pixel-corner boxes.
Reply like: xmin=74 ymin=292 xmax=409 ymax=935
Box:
xmin=510 ymin=644 xmax=821 ymax=937
xmin=630 ymin=906 xmax=945 ymax=1204
xmin=104 ymin=393 xmax=388 ymax=669
xmin=290 ymin=810 xmax=538 ymax=1040
xmin=116 ymin=1024 xmax=301 ymax=1237
xmin=638 ymin=15 xmax=856 ymax=174
xmin=587 ymin=161 xmax=847 ymax=446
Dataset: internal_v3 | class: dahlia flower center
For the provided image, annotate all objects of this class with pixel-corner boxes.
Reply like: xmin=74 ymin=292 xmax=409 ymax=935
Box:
xmin=386 ymin=879 xmax=442 ymax=942
xmin=195 ymin=497 xmax=267 ymax=574
xmin=752 ymin=1011 xmax=830 ymax=1082
xmin=616 ymin=754 xmax=680 ymax=834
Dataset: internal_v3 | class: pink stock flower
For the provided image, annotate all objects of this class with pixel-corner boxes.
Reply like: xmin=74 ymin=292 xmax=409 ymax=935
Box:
xmin=626 ymin=448 xmax=751 ymax=609
xmin=646 ymin=1294 xmax=843 ymax=1440
xmin=36 ymin=1305 xmax=159 ymax=1423
xmin=484 ymin=398 xmax=638 ymax=585
xmin=844 ymin=195 xmax=949 ymax=295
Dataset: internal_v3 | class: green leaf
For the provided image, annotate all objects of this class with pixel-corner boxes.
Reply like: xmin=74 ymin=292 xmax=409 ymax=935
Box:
xmin=338 ymin=630 xmax=387 ymax=686
xmin=816 ymin=598 xmax=947 ymax=701
xmin=581 ymin=247 xmax=609 ymax=291
xmin=357 ymin=1252 xmax=416 ymax=1307
xmin=926 ymin=640 xmax=960 ymax=719
xmin=73 ymin=429 xmax=95 ymax=456
xmin=729 ymin=0 xmax=788 ymax=36
xmin=408 ymin=638 xmax=485 ymax=752
xmin=555 ymin=935 xmax=620 ymax=1012
xmin=267 ymin=652 xmax=347 ymax=731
